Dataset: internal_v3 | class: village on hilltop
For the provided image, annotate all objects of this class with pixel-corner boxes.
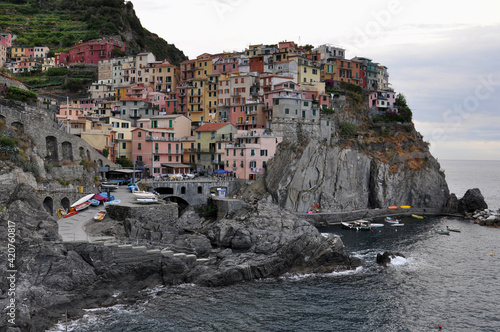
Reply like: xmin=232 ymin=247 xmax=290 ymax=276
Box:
xmin=0 ymin=34 xmax=398 ymax=180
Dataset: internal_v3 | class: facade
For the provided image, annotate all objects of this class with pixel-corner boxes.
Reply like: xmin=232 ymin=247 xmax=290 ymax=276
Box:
xmin=106 ymin=117 xmax=133 ymax=162
xmin=68 ymin=38 xmax=126 ymax=64
xmin=225 ymin=129 xmax=283 ymax=180
xmin=0 ymin=44 xmax=6 ymax=68
xmin=0 ymin=33 xmax=12 ymax=47
xmin=369 ymin=90 xmax=397 ymax=112
xmin=131 ymin=127 xmax=183 ymax=177
xmin=194 ymin=122 xmax=237 ymax=173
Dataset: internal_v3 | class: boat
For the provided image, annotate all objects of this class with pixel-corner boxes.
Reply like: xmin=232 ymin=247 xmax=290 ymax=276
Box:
xmin=98 ymin=192 xmax=115 ymax=201
xmin=370 ymin=223 xmax=385 ymax=228
xmin=104 ymin=199 xmax=121 ymax=206
xmin=101 ymin=182 xmax=119 ymax=191
xmin=74 ymin=201 xmax=91 ymax=211
xmin=135 ymin=198 xmax=160 ymax=204
xmin=391 ymin=223 xmax=404 ymax=227
xmin=385 ymin=217 xmax=401 ymax=224
xmin=388 ymin=206 xmax=398 ymax=210
xmin=412 ymin=214 xmax=424 ymax=219
xmin=132 ymin=191 xmax=158 ymax=199
xmin=400 ymin=205 xmax=411 ymax=209
xmin=446 ymin=226 xmax=461 ymax=233
xmin=63 ymin=209 xmax=79 ymax=218
xmin=89 ymin=198 xmax=100 ymax=207
xmin=436 ymin=229 xmax=450 ymax=235
xmin=341 ymin=220 xmax=372 ymax=230
xmin=70 ymin=193 xmax=94 ymax=208
xmin=93 ymin=210 xmax=106 ymax=221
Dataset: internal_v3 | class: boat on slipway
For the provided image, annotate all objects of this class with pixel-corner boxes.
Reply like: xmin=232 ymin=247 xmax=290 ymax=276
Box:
xmin=70 ymin=193 xmax=94 ymax=208
xmin=94 ymin=210 xmax=106 ymax=221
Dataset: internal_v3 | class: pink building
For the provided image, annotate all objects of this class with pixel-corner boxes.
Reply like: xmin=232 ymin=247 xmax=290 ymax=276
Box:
xmin=0 ymin=33 xmax=12 ymax=47
xmin=369 ymin=90 xmax=396 ymax=112
xmin=131 ymin=127 xmax=184 ymax=177
xmin=68 ymin=39 xmax=126 ymax=65
xmin=55 ymin=52 xmax=69 ymax=66
xmin=224 ymin=129 xmax=282 ymax=180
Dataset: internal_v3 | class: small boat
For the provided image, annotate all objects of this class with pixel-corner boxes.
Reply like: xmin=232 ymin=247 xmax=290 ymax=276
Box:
xmin=63 ymin=209 xmax=79 ymax=218
xmin=370 ymin=223 xmax=385 ymax=228
xmin=388 ymin=206 xmax=398 ymax=210
xmin=94 ymin=210 xmax=106 ymax=221
xmin=446 ymin=226 xmax=461 ymax=233
xmin=133 ymin=191 xmax=158 ymax=199
xmin=436 ymin=229 xmax=450 ymax=235
xmin=101 ymin=182 xmax=119 ymax=191
xmin=341 ymin=220 xmax=372 ymax=230
xmin=391 ymin=223 xmax=404 ymax=227
xmin=104 ymin=199 xmax=121 ymax=206
xmin=412 ymin=214 xmax=424 ymax=219
xmin=135 ymin=198 xmax=160 ymax=204
xmin=70 ymin=193 xmax=94 ymax=208
xmin=400 ymin=205 xmax=411 ymax=209
xmin=89 ymin=198 xmax=100 ymax=206
xmin=385 ymin=217 xmax=401 ymax=224
xmin=74 ymin=201 xmax=91 ymax=211
xmin=99 ymin=192 xmax=115 ymax=201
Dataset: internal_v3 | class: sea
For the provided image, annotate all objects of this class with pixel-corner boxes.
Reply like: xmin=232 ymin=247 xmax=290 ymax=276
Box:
xmin=50 ymin=160 xmax=500 ymax=332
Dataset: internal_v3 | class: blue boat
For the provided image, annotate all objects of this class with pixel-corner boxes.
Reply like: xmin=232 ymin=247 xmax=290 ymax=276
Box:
xmin=89 ymin=198 xmax=100 ymax=206
xmin=99 ymin=192 xmax=115 ymax=201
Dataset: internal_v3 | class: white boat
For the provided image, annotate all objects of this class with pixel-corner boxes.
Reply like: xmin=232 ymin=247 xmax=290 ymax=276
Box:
xmin=101 ymin=182 xmax=119 ymax=191
xmin=341 ymin=220 xmax=372 ymax=230
xmin=135 ymin=198 xmax=160 ymax=204
xmin=104 ymin=199 xmax=121 ymax=206
xmin=385 ymin=217 xmax=401 ymax=224
xmin=93 ymin=210 xmax=106 ymax=221
xmin=391 ymin=223 xmax=404 ymax=227
xmin=371 ymin=223 xmax=385 ymax=228
xmin=132 ymin=191 xmax=158 ymax=199
xmin=70 ymin=193 xmax=94 ymax=208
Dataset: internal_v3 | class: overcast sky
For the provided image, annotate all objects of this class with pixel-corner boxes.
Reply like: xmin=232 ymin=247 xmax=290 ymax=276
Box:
xmin=132 ymin=0 xmax=500 ymax=161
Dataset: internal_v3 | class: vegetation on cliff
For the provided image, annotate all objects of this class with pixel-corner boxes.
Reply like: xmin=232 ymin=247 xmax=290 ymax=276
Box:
xmin=0 ymin=0 xmax=187 ymax=65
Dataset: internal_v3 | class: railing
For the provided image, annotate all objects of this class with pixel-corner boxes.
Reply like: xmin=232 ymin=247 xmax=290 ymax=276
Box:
xmin=145 ymin=135 xmax=181 ymax=142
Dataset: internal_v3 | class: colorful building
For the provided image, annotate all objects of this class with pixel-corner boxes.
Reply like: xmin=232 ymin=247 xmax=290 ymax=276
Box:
xmin=225 ymin=129 xmax=283 ymax=180
xmin=194 ymin=122 xmax=237 ymax=173
xmin=68 ymin=38 xmax=126 ymax=65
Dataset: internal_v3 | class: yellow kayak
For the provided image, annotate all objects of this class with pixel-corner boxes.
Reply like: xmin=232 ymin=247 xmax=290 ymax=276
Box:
xmin=412 ymin=214 xmax=424 ymax=219
xmin=400 ymin=205 xmax=411 ymax=209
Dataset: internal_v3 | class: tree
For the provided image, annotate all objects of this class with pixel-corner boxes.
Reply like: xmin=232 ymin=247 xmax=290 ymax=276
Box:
xmin=395 ymin=93 xmax=413 ymax=122
xmin=115 ymin=156 xmax=133 ymax=167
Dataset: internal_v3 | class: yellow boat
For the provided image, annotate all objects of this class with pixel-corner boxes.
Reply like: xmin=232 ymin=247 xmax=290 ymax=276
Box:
xmin=400 ymin=205 xmax=411 ymax=209
xmin=412 ymin=214 xmax=424 ymax=219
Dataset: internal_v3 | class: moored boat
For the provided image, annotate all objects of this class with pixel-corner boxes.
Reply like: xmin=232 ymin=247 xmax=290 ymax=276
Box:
xmin=70 ymin=193 xmax=94 ymax=208
xmin=74 ymin=201 xmax=91 ymax=211
xmin=94 ymin=210 xmax=106 ymax=221
xmin=341 ymin=220 xmax=372 ymax=230
xmin=104 ymin=199 xmax=121 ymax=206
xmin=436 ymin=229 xmax=450 ymax=235
xmin=412 ymin=214 xmax=424 ymax=219
xmin=90 ymin=198 xmax=100 ymax=206
xmin=385 ymin=217 xmax=401 ymax=224
xmin=391 ymin=223 xmax=404 ymax=227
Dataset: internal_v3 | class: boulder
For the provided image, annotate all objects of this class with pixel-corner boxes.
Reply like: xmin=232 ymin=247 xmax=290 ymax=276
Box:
xmin=376 ymin=251 xmax=405 ymax=266
xmin=458 ymin=188 xmax=488 ymax=213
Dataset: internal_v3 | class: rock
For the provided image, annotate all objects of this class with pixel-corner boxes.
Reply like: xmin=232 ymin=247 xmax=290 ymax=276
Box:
xmin=376 ymin=251 xmax=405 ymax=266
xmin=458 ymin=188 xmax=488 ymax=213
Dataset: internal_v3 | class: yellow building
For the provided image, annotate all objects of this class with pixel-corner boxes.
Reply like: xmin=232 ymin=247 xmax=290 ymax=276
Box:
xmin=109 ymin=117 xmax=133 ymax=161
xmin=153 ymin=61 xmax=180 ymax=93
xmin=290 ymin=55 xmax=321 ymax=83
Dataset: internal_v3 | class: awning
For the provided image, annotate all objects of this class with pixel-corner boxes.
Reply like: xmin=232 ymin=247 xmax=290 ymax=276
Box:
xmin=108 ymin=169 xmax=141 ymax=174
xmin=160 ymin=163 xmax=193 ymax=168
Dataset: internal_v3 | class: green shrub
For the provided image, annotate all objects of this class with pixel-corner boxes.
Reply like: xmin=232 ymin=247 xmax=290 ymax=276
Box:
xmin=46 ymin=67 xmax=69 ymax=76
xmin=5 ymin=87 xmax=38 ymax=102
xmin=340 ymin=123 xmax=358 ymax=137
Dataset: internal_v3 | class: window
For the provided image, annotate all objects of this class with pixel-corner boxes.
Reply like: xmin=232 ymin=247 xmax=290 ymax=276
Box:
xmin=260 ymin=150 xmax=268 ymax=156
xmin=285 ymin=108 xmax=289 ymax=115
xmin=262 ymin=160 xmax=267 ymax=168
xmin=251 ymin=149 xmax=255 ymax=156
xmin=154 ymin=155 xmax=160 ymax=161
xmin=138 ymin=132 xmax=142 ymax=137
xmin=249 ymin=161 xmax=256 ymax=168
xmin=122 ymin=142 xmax=126 ymax=149
xmin=197 ymin=132 xmax=201 ymax=139
xmin=121 ymin=123 xmax=129 ymax=128
xmin=138 ymin=143 xmax=142 ymax=150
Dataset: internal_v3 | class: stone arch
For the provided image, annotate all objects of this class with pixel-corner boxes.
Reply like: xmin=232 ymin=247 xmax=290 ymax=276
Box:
xmin=98 ymin=159 xmax=103 ymax=167
xmin=60 ymin=197 xmax=70 ymax=211
xmin=165 ymin=196 xmax=189 ymax=214
xmin=0 ymin=114 xmax=6 ymax=124
xmin=43 ymin=196 xmax=54 ymax=215
xmin=45 ymin=136 xmax=59 ymax=163
xmin=11 ymin=121 xmax=24 ymax=133
xmin=62 ymin=141 xmax=73 ymax=162
xmin=156 ymin=187 xmax=174 ymax=195
xmin=180 ymin=186 xmax=186 ymax=195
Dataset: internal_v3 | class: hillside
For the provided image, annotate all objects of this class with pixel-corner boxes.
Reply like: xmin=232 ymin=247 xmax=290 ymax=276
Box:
xmin=0 ymin=0 xmax=187 ymax=65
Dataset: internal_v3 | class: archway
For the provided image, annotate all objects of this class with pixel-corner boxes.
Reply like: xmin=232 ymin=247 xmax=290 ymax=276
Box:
xmin=43 ymin=196 xmax=54 ymax=215
xmin=45 ymin=136 xmax=59 ymax=163
xmin=11 ymin=121 xmax=24 ymax=133
xmin=62 ymin=141 xmax=73 ymax=161
xmin=165 ymin=196 xmax=190 ymax=215
xmin=156 ymin=187 xmax=174 ymax=195
xmin=60 ymin=197 xmax=70 ymax=211
xmin=0 ymin=114 xmax=6 ymax=124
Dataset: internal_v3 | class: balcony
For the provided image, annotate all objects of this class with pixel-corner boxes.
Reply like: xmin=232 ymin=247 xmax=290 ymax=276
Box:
xmin=129 ymin=113 xmax=142 ymax=118
xmin=145 ymin=135 xmax=181 ymax=142
xmin=212 ymin=160 xmax=224 ymax=165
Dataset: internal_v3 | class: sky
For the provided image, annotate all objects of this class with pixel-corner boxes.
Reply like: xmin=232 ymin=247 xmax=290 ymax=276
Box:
xmin=132 ymin=0 xmax=500 ymax=161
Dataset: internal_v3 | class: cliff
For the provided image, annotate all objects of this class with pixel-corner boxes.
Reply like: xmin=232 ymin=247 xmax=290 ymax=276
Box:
xmin=263 ymin=93 xmax=450 ymax=213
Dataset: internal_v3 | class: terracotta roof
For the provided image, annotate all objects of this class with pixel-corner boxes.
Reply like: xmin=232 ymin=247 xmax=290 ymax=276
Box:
xmin=195 ymin=122 xmax=231 ymax=132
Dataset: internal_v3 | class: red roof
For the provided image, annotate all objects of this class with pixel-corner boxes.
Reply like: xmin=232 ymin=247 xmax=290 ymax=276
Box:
xmin=195 ymin=122 xmax=231 ymax=132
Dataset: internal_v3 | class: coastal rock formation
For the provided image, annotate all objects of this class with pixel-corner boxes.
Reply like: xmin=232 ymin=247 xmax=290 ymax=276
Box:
xmin=265 ymin=140 xmax=449 ymax=212
xmin=458 ymin=188 xmax=488 ymax=213
xmin=376 ymin=251 xmax=406 ymax=266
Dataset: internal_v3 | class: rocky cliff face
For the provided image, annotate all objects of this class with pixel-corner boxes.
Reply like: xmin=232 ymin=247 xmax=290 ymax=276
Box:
xmin=265 ymin=139 xmax=449 ymax=212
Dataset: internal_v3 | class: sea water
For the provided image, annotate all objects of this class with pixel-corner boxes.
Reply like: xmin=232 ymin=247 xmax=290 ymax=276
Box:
xmin=49 ymin=160 xmax=500 ymax=332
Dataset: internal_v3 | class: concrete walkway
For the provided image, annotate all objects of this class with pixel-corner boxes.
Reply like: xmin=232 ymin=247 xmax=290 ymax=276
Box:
xmin=57 ymin=186 xmax=137 ymax=242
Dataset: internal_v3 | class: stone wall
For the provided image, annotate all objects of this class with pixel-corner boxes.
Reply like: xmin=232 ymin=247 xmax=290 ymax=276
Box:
xmin=0 ymin=74 xmax=29 ymax=90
